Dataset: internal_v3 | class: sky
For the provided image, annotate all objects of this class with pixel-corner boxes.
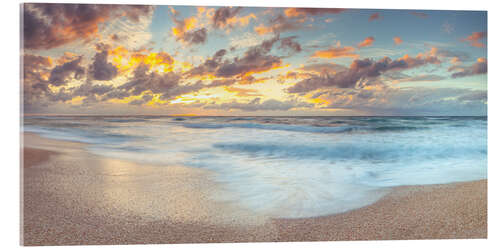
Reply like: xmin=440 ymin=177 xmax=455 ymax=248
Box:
xmin=22 ymin=3 xmax=487 ymax=116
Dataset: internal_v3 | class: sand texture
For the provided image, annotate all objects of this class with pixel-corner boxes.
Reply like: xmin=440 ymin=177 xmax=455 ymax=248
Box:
xmin=21 ymin=133 xmax=487 ymax=245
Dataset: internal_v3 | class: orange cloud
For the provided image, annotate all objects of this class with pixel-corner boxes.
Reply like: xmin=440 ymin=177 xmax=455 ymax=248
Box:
xmin=172 ymin=16 xmax=198 ymax=37
xmin=254 ymin=25 xmax=274 ymax=35
xmin=311 ymin=46 xmax=358 ymax=59
xmin=461 ymin=31 xmax=487 ymax=48
xmin=169 ymin=10 xmax=208 ymax=45
xmin=357 ymin=36 xmax=375 ymax=48
xmin=369 ymin=13 xmax=380 ymax=21
xmin=393 ymin=36 xmax=403 ymax=45
xmin=225 ymin=13 xmax=257 ymax=28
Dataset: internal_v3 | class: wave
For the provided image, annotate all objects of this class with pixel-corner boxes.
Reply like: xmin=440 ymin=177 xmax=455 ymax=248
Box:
xmin=182 ymin=122 xmax=430 ymax=134
xmin=183 ymin=122 xmax=358 ymax=133
xmin=212 ymin=141 xmax=485 ymax=162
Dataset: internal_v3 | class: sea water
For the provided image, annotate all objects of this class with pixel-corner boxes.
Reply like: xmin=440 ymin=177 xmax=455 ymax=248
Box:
xmin=23 ymin=116 xmax=487 ymax=218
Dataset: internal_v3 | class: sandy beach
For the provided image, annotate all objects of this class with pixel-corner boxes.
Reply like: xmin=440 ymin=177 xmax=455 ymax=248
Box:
xmin=21 ymin=132 xmax=487 ymax=245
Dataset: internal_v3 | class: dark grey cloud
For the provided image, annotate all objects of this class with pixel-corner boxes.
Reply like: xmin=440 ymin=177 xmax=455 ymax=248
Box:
xmin=450 ymin=59 xmax=487 ymax=78
xmin=212 ymin=7 xmax=242 ymax=28
xmin=23 ymin=3 xmax=154 ymax=50
xmin=182 ymin=28 xmax=208 ymax=45
xmin=120 ymin=63 xmax=204 ymax=100
xmin=186 ymin=49 xmax=227 ymax=77
xmin=23 ymin=54 xmax=52 ymax=88
xmin=185 ymin=36 xmax=282 ymax=79
xmin=23 ymin=54 xmax=54 ymax=110
xmin=215 ymin=35 xmax=281 ymax=77
xmin=288 ymin=55 xmax=441 ymax=93
xmin=89 ymin=47 xmax=119 ymax=81
xmin=279 ymin=36 xmax=302 ymax=53
xmin=72 ymin=81 xmax=114 ymax=97
xmin=49 ymin=57 xmax=85 ymax=86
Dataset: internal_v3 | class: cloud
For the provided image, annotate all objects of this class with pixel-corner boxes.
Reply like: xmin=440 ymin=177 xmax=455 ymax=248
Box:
xmin=254 ymin=15 xmax=303 ymax=35
xmin=186 ymin=49 xmax=227 ymax=77
xmin=289 ymin=52 xmax=440 ymax=93
xmin=99 ymin=9 xmax=154 ymax=50
xmin=461 ymin=31 xmax=487 ymax=48
xmin=311 ymin=46 xmax=358 ymax=59
xmin=215 ymin=48 xmax=281 ymax=77
xmin=22 ymin=53 xmax=113 ymax=110
xmin=129 ymin=94 xmax=153 ymax=105
xmin=204 ymin=98 xmax=312 ymax=111
xmin=101 ymin=89 xmax=132 ymax=101
xmin=450 ymin=58 xmax=487 ymax=78
xmin=318 ymin=87 xmax=486 ymax=115
xmin=171 ymin=13 xmax=208 ymax=45
xmin=427 ymin=47 xmax=470 ymax=63
xmin=89 ymin=45 xmax=119 ymax=81
xmin=255 ymin=8 xmax=346 ymax=35
xmin=23 ymin=3 xmax=154 ymax=50
xmin=388 ymin=73 xmax=446 ymax=84
xmin=299 ymin=63 xmax=348 ymax=74
xmin=369 ymin=13 xmax=381 ymax=21
xmin=410 ymin=12 xmax=428 ymax=18
xmin=48 ymin=57 xmax=85 ymax=86
xmin=229 ymin=32 xmax=268 ymax=48
xmin=119 ymin=63 xmax=204 ymax=100
xmin=457 ymin=91 xmax=487 ymax=102
xmin=224 ymin=86 xmax=262 ymax=97
xmin=393 ymin=37 xmax=403 ymax=45
xmin=72 ymin=80 xmax=114 ymax=98
xmin=212 ymin=7 xmax=242 ymax=28
xmin=23 ymin=54 xmax=52 ymax=85
xmin=23 ymin=54 xmax=53 ymax=109
xmin=106 ymin=47 xmax=176 ymax=75
xmin=182 ymin=28 xmax=208 ymax=45
xmin=279 ymin=36 xmax=302 ymax=53
xmin=284 ymin=8 xmax=346 ymax=17
xmin=357 ymin=36 xmax=375 ymax=48
xmin=186 ymin=36 xmax=283 ymax=79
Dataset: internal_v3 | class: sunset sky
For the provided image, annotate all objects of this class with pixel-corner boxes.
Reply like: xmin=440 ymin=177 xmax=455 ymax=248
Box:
xmin=22 ymin=3 xmax=487 ymax=115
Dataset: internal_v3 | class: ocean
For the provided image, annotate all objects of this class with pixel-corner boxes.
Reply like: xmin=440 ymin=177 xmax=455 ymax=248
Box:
xmin=23 ymin=116 xmax=487 ymax=218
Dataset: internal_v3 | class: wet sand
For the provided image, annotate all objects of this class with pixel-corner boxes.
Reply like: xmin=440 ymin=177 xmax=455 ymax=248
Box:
xmin=21 ymin=132 xmax=487 ymax=245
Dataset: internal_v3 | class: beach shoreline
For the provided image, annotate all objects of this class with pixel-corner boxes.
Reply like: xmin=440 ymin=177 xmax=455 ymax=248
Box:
xmin=21 ymin=132 xmax=487 ymax=245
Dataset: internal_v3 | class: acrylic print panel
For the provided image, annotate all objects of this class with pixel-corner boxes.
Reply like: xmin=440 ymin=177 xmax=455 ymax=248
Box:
xmin=21 ymin=2 xmax=487 ymax=246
